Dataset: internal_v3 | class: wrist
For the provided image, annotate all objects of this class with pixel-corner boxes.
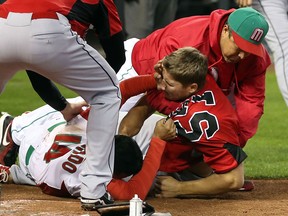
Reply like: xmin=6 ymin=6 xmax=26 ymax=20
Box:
xmin=175 ymin=180 xmax=183 ymax=197
xmin=58 ymin=99 xmax=68 ymax=111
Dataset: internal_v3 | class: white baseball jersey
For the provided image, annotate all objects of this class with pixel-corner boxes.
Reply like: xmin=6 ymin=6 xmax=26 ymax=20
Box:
xmin=117 ymin=38 xmax=142 ymax=112
xmin=10 ymin=98 xmax=163 ymax=197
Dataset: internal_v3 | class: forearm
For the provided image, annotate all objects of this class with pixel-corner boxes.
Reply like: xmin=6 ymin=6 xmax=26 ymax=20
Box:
xmin=118 ymin=95 xmax=155 ymax=136
xmin=27 ymin=71 xmax=87 ymax=121
xmin=118 ymin=107 xmax=149 ymax=136
xmin=157 ymin=163 xmax=244 ymax=197
xmin=178 ymin=168 xmax=243 ymax=195
xmin=26 ymin=70 xmax=67 ymax=111
xmin=120 ymin=74 xmax=156 ymax=107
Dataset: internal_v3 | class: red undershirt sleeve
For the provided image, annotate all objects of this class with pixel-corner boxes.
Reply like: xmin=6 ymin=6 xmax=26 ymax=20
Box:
xmin=79 ymin=74 xmax=156 ymax=118
xmin=119 ymin=74 xmax=157 ymax=107
xmin=107 ymin=137 xmax=166 ymax=201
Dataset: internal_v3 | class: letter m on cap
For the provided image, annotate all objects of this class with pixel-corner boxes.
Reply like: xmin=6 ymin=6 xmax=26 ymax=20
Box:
xmin=250 ymin=28 xmax=264 ymax=42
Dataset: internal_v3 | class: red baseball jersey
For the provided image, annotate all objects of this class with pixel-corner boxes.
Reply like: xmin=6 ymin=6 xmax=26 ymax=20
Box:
xmin=148 ymin=75 xmax=247 ymax=173
xmin=130 ymin=8 xmax=271 ymax=147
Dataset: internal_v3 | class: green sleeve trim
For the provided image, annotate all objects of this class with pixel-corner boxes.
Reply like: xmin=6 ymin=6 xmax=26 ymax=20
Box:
xmin=48 ymin=121 xmax=66 ymax=132
xmin=25 ymin=145 xmax=35 ymax=166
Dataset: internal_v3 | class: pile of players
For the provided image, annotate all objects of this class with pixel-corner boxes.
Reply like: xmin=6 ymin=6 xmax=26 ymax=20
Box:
xmin=0 ymin=1 xmax=270 ymax=212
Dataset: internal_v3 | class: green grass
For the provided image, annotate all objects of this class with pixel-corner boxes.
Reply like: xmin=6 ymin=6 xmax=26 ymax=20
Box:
xmin=1 ymin=69 xmax=288 ymax=179
xmin=244 ymin=69 xmax=288 ymax=179
xmin=0 ymin=71 xmax=77 ymax=116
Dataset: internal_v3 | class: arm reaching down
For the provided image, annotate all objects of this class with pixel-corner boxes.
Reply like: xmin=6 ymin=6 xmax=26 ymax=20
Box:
xmin=118 ymin=95 xmax=156 ymax=137
xmin=26 ymin=71 xmax=87 ymax=121
xmin=108 ymin=118 xmax=177 ymax=200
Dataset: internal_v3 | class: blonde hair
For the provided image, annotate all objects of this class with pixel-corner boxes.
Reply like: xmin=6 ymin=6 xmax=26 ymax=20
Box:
xmin=162 ymin=47 xmax=208 ymax=90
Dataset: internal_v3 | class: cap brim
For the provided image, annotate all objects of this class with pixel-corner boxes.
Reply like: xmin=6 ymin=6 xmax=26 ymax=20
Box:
xmin=231 ymin=31 xmax=265 ymax=58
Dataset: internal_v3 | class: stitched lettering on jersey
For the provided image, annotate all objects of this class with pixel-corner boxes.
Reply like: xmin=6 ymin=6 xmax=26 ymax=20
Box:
xmin=191 ymin=91 xmax=215 ymax=106
xmin=44 ymin=134 xmax=82 ymax=163
xmin=169 ymin=91 xmax=216 ymax=118
xmin=171 ymin=91 xmax=219 ymax=142
xmin=62 ymin=145 xmax=85 ymax=173
xmin=174 ymin=111 xmax=219 ymax=142
xmin=43 ymin=134 xmax=86 ymax=174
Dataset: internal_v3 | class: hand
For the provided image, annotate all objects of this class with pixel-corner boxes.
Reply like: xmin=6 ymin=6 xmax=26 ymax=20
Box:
xmin=154 ymin=176 xmax=181 ymax=198
xmin=153 ymin=118 xmax=177 ymax=141
xmin=60 ymin=100 xmax=88 ymax=121
xmin=235 ymin=0 xmax=252 ymax=7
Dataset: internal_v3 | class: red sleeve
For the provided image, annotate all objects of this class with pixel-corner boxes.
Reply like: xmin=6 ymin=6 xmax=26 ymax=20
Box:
xmin=79 ymin=75 xmax=156 ymax=119
xmin=234 ymin=53 xmax=270 ymax=147
xmin=107 ymin=137 xmax=166 ymax=201
xmin=120 ymin=74 xmax=157 ymax=107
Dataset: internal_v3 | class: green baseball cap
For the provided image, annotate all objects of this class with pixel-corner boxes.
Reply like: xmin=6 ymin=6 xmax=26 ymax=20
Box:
xmin=228 ymin=7 xmax=269 ymax=58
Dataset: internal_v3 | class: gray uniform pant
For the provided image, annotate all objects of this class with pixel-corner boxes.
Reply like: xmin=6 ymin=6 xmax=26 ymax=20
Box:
xmin=0 ymin=12 xmax=121 ymax=199
xmin=253 ymin=0 xmax=288 ymax=106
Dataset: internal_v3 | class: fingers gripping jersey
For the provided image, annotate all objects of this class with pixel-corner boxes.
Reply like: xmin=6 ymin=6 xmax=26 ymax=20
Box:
xmin=157 ymin=75 xmax=247 ymax=173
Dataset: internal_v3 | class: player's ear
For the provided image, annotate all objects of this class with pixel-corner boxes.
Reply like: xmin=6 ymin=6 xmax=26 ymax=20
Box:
xmin=187 ymin=83 xmax=198 ymax=94
xmin=222 ymin=24 xmax=230 ymax=36
xmin=223 ymin=24 xmax=229 ymax=31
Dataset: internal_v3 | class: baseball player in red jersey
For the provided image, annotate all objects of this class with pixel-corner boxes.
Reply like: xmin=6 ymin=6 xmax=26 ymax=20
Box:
xmin=0 ymin=97 xmax=175 ymax=201
xmin=1 ymin=47 xmax=246 ymax=198
xmin=119 ymin=47 xmax=247 ymax=196
xmin=117 ymin=7 xmax=271 ymax=148
xmin=0 ymin=0 xmax=125 ymax=210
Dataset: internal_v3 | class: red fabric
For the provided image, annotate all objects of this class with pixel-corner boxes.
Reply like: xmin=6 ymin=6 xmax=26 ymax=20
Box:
xmin=38 ymin=181 xmax=71 ymax=198
xmin=107 ymin=137 xmax=166 ymax=201
xmin=80 ymin=74 xmax=157 ymax=118
xmin=131 ymin=9 xmax=271 ymax=146
xmin=119 ymin=74 xmax=157 ymax=107
xmin=0 ymin=0 xmax=122 ymax=38
xmin=152 ymin=75 xmax=243 ymax=173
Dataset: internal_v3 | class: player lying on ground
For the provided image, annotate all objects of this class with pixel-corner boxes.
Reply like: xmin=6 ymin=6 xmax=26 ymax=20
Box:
xmin=0 ymin=47 xmax=249 ymax=199
xmin=0 ymin=97 xmax=176 ymax=201
xmin=119 ymin=47 xmax=248 ymax=197
xmin=0 ymin=0 xmax=127 ymax=210
xmin=0 ymin=47 xmax=207 ymax=202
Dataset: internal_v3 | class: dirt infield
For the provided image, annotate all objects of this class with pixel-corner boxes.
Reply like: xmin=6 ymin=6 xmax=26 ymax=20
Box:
xmin=1 ymin=180 xmax=288 ymax=216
